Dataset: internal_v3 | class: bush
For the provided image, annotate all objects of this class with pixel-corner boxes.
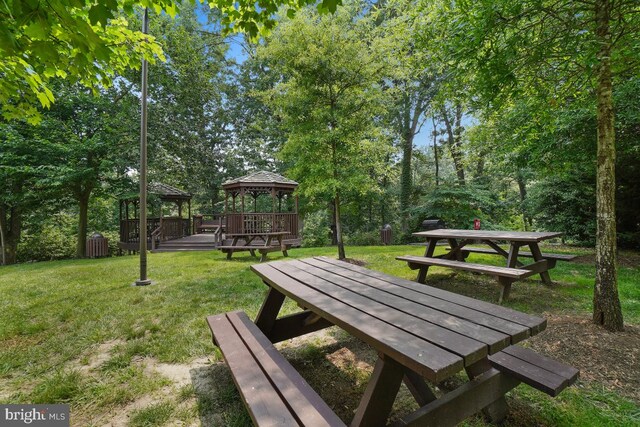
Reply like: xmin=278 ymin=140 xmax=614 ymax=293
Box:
xmin=344 ymin=230 xmax=380 ymax=246
xmin=409 ymin=184 xmax=506 ymax=232
xmin=18 ymin=215 xmax=77 ymax=262
xmin=526 ymin=173 xmax=596 ymax=245
xmin=301 ymin=210 xmax=331 ymax=247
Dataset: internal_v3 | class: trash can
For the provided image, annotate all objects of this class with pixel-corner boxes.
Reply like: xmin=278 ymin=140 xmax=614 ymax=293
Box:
xmin=380 ymin=224 xmax=393 ymax=245
xmin=86 ymin=232 xmax=109 ymax=258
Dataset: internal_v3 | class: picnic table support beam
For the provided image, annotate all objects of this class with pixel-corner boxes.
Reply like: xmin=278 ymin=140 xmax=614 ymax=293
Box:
xmin=465 ymin=358 xmax=509 ymax=422
xmin=403 ymin=369 xmax=437 ymax=406
xmin=351 ymin=354 xmax=404 ymax=427
xmin=392 ymin=368 xmax=520 ymax=427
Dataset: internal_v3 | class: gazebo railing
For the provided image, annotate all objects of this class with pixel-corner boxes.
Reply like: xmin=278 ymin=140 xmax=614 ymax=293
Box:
xmin=160 ymin=217 xmax=190 ymax=240
xmin=226 ymin=213 xmax=298 ymax=240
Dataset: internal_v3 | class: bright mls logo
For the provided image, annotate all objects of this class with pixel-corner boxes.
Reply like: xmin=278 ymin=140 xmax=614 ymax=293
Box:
xmin=1 ymin=405 xmax=69 ymax=426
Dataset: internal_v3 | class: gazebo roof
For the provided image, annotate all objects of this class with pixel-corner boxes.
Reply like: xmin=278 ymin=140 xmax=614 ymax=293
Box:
xmin=222 ymin=171 xmax=298 ymax=188
xmin=120 ymin=182 xmax=191 ymax=201
xmin=149 ymin=182 xmax=191 ymax=199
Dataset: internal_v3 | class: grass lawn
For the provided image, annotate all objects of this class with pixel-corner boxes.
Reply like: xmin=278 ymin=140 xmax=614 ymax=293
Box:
xmin=0 ymin=245 xmax=638 ymax=426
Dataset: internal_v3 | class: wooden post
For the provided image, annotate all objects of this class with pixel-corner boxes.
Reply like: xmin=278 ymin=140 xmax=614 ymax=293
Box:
xmin=240 ymin=188 xmax=245 ymax=234
xmin=135 ymin=7 xmax=151 ymax=286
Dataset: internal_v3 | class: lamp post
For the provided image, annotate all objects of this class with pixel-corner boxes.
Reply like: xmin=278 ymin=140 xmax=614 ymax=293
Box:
xmin=135 ymin=7 xmax=152 ymax=286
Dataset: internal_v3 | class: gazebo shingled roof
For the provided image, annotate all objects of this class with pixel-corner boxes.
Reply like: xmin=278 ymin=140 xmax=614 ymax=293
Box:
xmin=148 ymin=182 xmax=192 ymax=200
xmin=222 ymin=171 xmax=298 ymax=188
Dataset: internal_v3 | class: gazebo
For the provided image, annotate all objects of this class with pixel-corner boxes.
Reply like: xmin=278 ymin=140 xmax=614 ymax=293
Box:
xmin=222 ymin=171 xmax=300 ymax=245
xmin=118 ymin=182 xmax=192 ymax=252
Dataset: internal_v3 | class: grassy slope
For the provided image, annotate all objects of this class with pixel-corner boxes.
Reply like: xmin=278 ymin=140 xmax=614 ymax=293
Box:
xmin=0 ymin=245 xmax=638 ymax=426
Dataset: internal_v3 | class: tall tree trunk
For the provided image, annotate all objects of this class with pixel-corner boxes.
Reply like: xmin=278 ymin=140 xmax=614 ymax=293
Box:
xmin=329 ymin=200 xmax=338 ymax=245
xmin=335 ymin=191 xmax=346 ymax=260
xmin=593 ymin=0 xmax=623 ymax=331
xmin=432 ymin=116 xmax=439 ymax=187
xmin=400 ymin=128 xmax=413 ymax=232
xmin=0 ymin=205 xmax=21 ymax=265
xmin=76 ymin=191 xmax=91 ymax=258
xmin=0 ymin=212 xmax=6 ymax=266
xmin=440 ymin=105 xmax=466 ymax=185
xmin=515 ymin=172 xmax=531 ymax=230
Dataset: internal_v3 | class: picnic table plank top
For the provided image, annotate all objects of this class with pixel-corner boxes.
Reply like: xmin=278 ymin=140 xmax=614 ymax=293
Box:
xmin=251 ymin=256 xmax=546 ymax=383
xmin=412 ymin=229 xmax=563 ymax=242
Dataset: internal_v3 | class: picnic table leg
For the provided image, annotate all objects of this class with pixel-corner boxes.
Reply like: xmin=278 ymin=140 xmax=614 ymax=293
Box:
xmin=447 ymin=239 xmax=465 ymax=261
xmin=227 ymin=236 xmax=241 ymax=259
xmin=403 ymin=369 xmax=437 ymax=406
xmin=351 ymin=354 xmax=404 ymax=427
xmin=418 ymin=239 xmax=438 ymax=283
xmin=529 ymin=243 xmax=553 ymax=285
xmin=497 ymin=278 xmax=513 ymax=304
xmin=254 ymin=286 xmax=286 ymax=337
xmin=465 ymin=358 xmax=509 ymax=423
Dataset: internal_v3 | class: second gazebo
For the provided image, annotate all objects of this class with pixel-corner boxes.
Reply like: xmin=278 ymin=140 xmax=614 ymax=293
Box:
xmin=220 ymin=171 xmax=301 ymax=260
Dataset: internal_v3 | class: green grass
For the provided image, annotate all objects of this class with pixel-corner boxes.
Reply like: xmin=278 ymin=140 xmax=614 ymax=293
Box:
xmin=0 ymin=245 xmax=638 ymax=426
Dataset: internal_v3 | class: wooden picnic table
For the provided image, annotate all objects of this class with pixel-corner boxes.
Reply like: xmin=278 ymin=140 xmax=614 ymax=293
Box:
xmin=219 ymin=231 xmax=290 ymax=262
xmin=249 ymin=257 xmax=566 ymax=426
xmin=399 ymin=229 xmax=572 ymax=302
xmin=208 ymin=257 xmax=578 ymax=426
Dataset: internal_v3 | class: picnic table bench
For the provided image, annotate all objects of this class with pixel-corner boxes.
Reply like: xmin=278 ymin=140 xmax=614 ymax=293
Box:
xmin=207 ymin=257 xmax=578 ymax=426
xmin=399 ymin=229 xmax=576 ymax=302
xmin=218 ymin=231 xmax=291 ymax=262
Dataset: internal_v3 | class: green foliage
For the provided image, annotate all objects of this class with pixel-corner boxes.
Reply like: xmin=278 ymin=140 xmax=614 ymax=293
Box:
xmin=344 ymin=230 xmax=380 ymax=246
xmin=17 ymin=215 xmax=77 ymax=262
xmin=301 ymin=210 xmax=331 ymax=247
xmin=258 ymin=1 xmax=394 ymax=257
xmin=411 ymin=184 xmax=506 ymax=231
xmin=0 ymin=0 xmax=345 ymax=123
xmin=526 ymin=170 xmax=597 ymax=246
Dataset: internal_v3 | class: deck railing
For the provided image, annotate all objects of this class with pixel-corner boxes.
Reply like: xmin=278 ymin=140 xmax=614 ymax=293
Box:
xmin=120 ymin=217 xmax=190 ymax=245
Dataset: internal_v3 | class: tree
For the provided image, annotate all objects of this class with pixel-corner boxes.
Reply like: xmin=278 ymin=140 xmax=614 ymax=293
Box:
xmin=0 ymin=122 xmax=62 ymax=264
xmin=0 ymin=0 xmax=343 ymax=123
xmin=259 ymin=2 xmax=392 ymax=259
xmin=33 ymin=81 xmax=139 ymax=258
xmin=374 ymin=2 xmax=438 ymax=231
xmin=141 ymin=5 xmax=234 ymax=212
xmin=423 ymin=0 xmax=640 ymax=330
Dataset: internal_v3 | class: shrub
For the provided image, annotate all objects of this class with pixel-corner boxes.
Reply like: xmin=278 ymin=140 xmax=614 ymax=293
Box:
xmin=301 ymin=210 xmax=331 ymax=247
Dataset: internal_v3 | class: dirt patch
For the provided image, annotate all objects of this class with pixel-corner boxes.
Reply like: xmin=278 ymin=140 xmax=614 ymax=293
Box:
xmin=526 ymin=314 xmax=640 ymax=403
xmin=68 ymin=339 xmax=125 ymax=373
xmin=138 ymin=356 xmax=210 ymax=388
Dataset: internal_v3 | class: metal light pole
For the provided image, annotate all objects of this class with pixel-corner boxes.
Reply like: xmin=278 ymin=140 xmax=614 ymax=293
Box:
xmin=135 ymin=7 xmax=152 ymax=286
